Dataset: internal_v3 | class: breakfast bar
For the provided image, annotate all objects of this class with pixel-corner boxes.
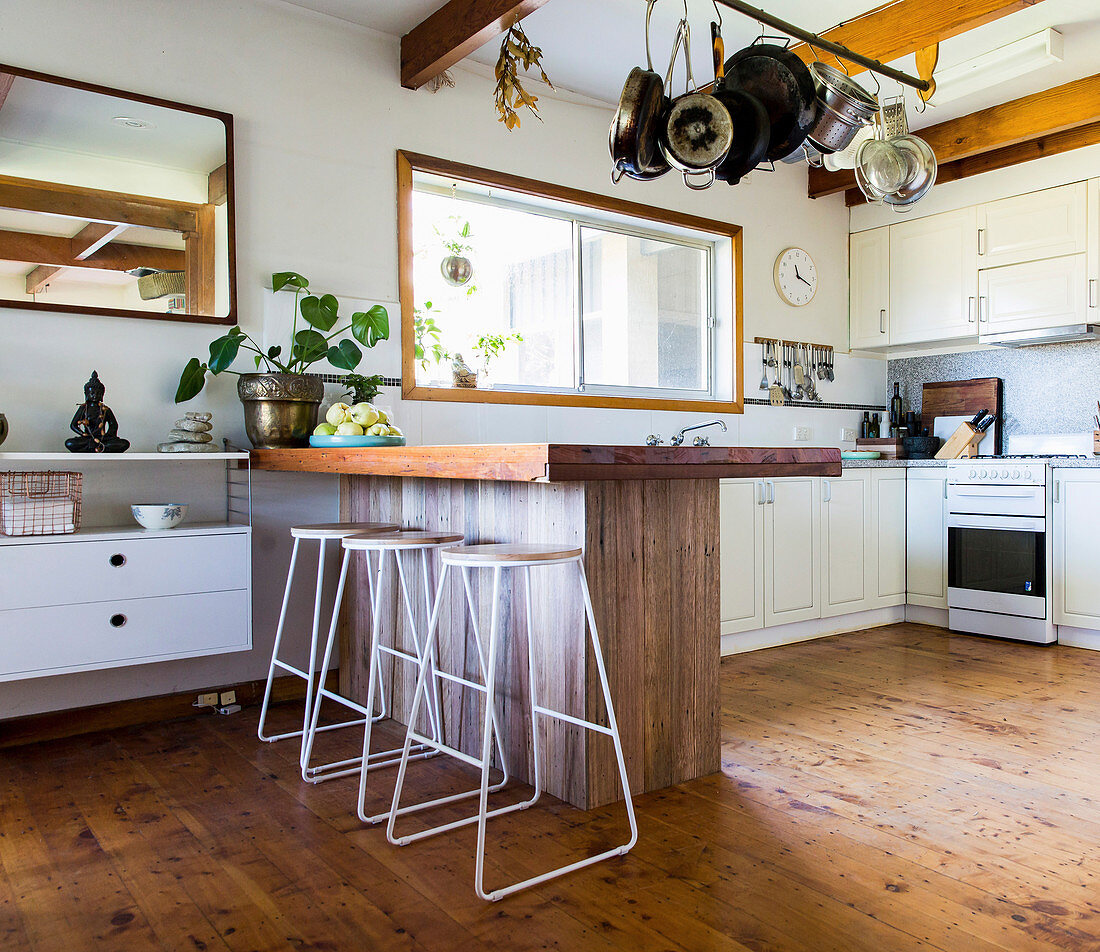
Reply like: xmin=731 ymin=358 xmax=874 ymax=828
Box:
xmin=252 ymin=444 xmax=841 ymax=808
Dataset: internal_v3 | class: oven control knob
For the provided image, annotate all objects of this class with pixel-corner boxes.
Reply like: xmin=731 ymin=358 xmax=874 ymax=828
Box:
xmin=969 ymin=469 xmax=977 ymax=479
xmin=1012 ymin=470 xmax=1021 ymax=479
xmin=1002 ymin=469 xmax=1010 ymax=479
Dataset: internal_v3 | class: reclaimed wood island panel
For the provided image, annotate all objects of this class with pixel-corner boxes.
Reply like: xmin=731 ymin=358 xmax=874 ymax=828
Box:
xmin=252 ymin=444 xmax=840 ymax=808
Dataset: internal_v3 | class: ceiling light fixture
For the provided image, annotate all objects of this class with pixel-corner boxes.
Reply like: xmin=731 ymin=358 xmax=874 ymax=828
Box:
xmin=112 ymin=116 xmax=154 ymax=130
xmin=932 ymin=28 xmax=1063 ymax=105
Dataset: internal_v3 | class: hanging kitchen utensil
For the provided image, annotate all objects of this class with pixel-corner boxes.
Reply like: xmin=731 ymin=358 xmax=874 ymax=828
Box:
xmin=915 ymin=44 xmax=938 ymax=103
xmin=659 ymin=19 xmax=734 ymax=189
xmin=720 ymin=38 xmax=817 ymax=162
xmin=709 ymin=18 xmax=770 ymax=185
xmin=609 ymin=2 xmax=681 ymax=183
xmin=806 ymin=61 xmax=878 ymax=155
xmin=769 ymin=340 xmax=785 ymax=406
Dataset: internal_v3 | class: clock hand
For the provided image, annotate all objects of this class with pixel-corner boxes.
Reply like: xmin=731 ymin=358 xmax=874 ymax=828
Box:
xmin=796 ymin=273 xmax=812 ymax=288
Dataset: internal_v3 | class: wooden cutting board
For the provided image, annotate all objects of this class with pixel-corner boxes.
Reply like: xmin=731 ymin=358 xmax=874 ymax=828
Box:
xmin=921 ymin=378 xmax=1003 ymax=455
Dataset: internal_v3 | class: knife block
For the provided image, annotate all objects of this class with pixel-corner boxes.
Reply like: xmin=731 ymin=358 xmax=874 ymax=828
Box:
xmin=935 ymin=423 xmax=987 ymax=460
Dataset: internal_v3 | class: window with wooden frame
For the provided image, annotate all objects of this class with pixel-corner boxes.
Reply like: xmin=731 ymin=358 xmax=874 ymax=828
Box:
xmin=397 ymin=151 xmax=744 ymax=413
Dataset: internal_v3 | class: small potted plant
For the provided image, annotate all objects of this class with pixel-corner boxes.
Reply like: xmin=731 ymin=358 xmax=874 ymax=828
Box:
xmin=437 ymin=218 xmax=474 ymax=287
xmin=339 ymin=372 xmax=384 ymax=404
xmin=414 ymin=301 xmax=449 ymax=382
xmin=471 ymin=331 xmax=523 ymax=386
xmin=174 ymin=271 xmax=388 ymax=448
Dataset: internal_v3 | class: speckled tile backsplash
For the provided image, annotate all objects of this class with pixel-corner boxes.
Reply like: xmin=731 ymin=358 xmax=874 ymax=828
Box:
xmin=887 ymin=341 xmax=1100 ymax=437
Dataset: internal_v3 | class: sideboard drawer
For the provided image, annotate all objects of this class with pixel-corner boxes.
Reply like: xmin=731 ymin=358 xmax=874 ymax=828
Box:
xmin=0 ymin=589 xmax=251 ymax=681
xmin=0 ymin=530 xmax=250 ymax=610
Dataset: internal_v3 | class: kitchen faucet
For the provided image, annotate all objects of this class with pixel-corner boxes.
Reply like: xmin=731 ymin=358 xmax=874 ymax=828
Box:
xmin=670 ymin=420 xmax=727 ymax=446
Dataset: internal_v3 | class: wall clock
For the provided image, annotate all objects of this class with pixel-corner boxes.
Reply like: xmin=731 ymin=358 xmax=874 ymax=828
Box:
xmin=773 ymin=247 xmax=817 ymax=307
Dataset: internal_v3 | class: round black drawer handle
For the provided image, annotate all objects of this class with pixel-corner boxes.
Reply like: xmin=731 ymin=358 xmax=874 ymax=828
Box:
xmin=109 ymin=613 xmax=128 ymax=628
xmin=109 ymin=553 xmax=127 ymax=567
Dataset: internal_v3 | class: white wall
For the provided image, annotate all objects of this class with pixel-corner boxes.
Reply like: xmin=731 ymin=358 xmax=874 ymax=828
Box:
xmin=0 ymin=0 xmax=876 ymax=717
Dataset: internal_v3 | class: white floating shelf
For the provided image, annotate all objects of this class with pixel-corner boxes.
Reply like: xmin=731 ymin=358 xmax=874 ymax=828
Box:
xmin=0 ymin=521 xmax=251 ymax=545
xmin=0 ymin=451 xmax=249 ymax=461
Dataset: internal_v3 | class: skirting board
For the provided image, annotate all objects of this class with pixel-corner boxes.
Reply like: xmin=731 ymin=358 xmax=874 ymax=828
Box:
xmin=905 ymin=605 xmax=949 ymax=627
xmin=1056 ymin=625 xmax=1100 ymax=651
xmin=721 ymin=606 xmax=906 ymax=656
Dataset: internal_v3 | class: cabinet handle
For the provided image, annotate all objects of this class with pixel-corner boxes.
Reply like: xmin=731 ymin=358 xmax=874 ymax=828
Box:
xmin=109 ymin=553 xmax=127 ymax=567
xmin=979 ymin=296 xmax=988 ymax=322
xmin=823 ymin=480 xmax=831 ymax=503
xmin=944 ymin=478 xmax=948 ymax=500
xmin=756 ymin=480 xmax=764 ymax=505
xmin=968 ymin=296 xmax=976 ymax=323
xmin=767 ymin=480 xmax=775 ymax=505
xmin=1090 ymin=279 xmax=1098 ymax=309
xmin=977 ymin=228 xmax=985 ymax=256
xmin=1054 ymin=480 xmax=1060 ymax=504
xmin=109 ymin=613 xmax=128 ymax=628
xmin=879 ymin=309 xmax=886 ymax=334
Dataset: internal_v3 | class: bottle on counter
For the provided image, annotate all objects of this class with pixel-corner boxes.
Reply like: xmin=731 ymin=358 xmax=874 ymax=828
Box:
xmin=860 ymin=411 xmax=870 ymax=439
xmin=869 ymin=413 xmax=881 ymax=439
xmin=890 ymin=382 xmax=903 ymax=430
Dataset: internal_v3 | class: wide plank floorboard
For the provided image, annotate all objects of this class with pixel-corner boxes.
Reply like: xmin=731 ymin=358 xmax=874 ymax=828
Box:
xmin=4 ymin=623 xmax=1100 ymax=950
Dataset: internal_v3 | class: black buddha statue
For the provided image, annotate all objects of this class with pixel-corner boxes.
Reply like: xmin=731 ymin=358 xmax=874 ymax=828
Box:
xmin=65 ymin=371 xmax=130 ymax=453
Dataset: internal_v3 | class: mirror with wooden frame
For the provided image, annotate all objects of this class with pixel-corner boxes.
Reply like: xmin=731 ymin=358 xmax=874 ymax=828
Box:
xmin=0 ymin=63 xmax=235 ymax=325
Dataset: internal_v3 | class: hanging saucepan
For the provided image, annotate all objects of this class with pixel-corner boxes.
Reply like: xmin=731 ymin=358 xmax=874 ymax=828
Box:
xmin=709 ymin=19 xmax=769 ymax=185
xmin=720 ymin=40 xmax=817 ymax=162
xmin=609 ymin=1 xmax=680 ymax=183
xmin=806 ymin=62 xmax=878 ymax=155
xmin=659 ymin=19 xmax=733 ymax=189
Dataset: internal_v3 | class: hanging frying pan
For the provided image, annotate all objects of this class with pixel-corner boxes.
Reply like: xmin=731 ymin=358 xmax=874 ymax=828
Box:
xmin=609 ymin=2 xmax=681 ymax=183
xmin=709 ymin=20 xmax=769 ymax=185
xmin=720 ymin=41 xmax=817 ymax=162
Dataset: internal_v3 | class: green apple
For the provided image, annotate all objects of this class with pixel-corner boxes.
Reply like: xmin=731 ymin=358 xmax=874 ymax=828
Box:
xmin=349 ymin=403 xmax=380 ymax=427
xmin=386 ymin=425 xmax=403 ymax=437
xmin=366 ymin=423 xmax=387 ymax=436
xmin=335 ymin=421 xmax=364 ymax=436
xmin=313 ymin=423 xmax=337 ymax=436
xmin=326 ymin=402 xmax=351 ymax=426
xmin=374 ymin=407 xmax=389 ymax=424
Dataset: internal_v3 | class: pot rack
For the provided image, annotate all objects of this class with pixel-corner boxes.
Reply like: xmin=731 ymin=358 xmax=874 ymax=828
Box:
xmin=711 ymin=0 xmax=931 ymax=93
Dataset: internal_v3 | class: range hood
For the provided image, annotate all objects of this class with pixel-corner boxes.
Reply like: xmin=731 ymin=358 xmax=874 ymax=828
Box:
xmin=982 ymin=324 xmax=1100 ymax=347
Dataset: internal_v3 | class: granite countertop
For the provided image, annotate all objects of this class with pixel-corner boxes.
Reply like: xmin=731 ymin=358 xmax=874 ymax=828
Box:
xmin=842 ymin=457 xmax=1100 ymax=469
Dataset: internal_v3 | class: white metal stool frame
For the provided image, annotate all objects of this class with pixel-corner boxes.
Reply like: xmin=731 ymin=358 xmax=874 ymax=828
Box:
xmin=386 ymin=549 xmax=638 ymax=902
xmin=302 ymin=532 xmax=455 ymax=788
xmin=257 ymin=524 xmax=394 ymax=767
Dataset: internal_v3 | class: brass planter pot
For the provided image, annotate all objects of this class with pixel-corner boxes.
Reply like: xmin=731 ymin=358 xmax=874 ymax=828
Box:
xmin=237 ymin=373 xmax=324 ymax=448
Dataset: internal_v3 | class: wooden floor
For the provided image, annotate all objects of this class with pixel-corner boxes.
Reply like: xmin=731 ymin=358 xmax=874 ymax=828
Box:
xmin=4 ymin=623 xmax=1100 ymax=951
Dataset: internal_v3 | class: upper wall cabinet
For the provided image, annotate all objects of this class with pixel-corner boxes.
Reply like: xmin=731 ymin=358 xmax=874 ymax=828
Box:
xmin=889 ymin=207 xmax=978 ymax=347
xmin=0 ymin=63 xmax=236 ymax=325
xmin=849 ymin=227 xmax=890 ymax=350
xmin=978 ymin=183 xmax=1087 ymax=269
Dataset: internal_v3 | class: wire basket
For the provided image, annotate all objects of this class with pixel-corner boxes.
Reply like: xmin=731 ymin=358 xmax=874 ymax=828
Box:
xmin=0 ymin=471 xmax=83 ymax=536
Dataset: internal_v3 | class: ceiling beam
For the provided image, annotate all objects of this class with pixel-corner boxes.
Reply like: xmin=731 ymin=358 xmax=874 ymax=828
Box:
xmin=25 ymin=223 xmax=130 ymax=294
xmin=208 ymin=164 xmax=228 ymax=206
xmin=0 ymin=228 xmax=184 ymax=274
xmin=788 ymin=0 xmax=1045 ymax=72
xmin=0 ymin=174 xmax=199 ymax=232
xmin=809 ymin=72 xmax=1100 ymax=199
xmin=0 ymin=72 xmax=13 ymax=112
xmin=401 ymin=0 xmax=553 ymax=90
xmin=25 ymin=266 xmax=60 ymax=295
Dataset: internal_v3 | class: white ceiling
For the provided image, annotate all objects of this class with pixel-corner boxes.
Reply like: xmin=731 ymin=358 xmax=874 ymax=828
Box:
xmin=281 ymin=0 xmax=1100 ymax=131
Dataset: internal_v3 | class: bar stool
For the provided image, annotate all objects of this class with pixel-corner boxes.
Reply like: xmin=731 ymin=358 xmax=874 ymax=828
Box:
xmin=257 ymin=522 xmax=398 ymax=773
xmin=386 ymin=543 xmax=638 ymax=902
xmin=302 ymin=529 xmax=464 ymax=794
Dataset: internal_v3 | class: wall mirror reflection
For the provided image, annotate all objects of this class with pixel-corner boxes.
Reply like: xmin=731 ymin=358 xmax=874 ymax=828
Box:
xmin=0 ymin=64 xmax=235 ymax=324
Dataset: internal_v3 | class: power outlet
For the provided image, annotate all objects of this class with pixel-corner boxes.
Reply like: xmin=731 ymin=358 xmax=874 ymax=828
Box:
xmin=220 ymin=690 xmax=237 ymax=706
xmin=840 ymin=427 xmax=857 ymax=443
xmin=195 ymin=692 xmax=219 ymax=708
xmin=793 ymin=425 xmax=811 ymax=442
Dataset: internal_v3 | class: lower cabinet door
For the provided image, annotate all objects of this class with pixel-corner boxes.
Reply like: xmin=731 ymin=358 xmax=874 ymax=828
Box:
xmin=720 ymin=479 xmax=765 ymax=634
xmin=871 ymin=469 xmax=907 ymax=607
xmin=0 ymin=589 xmax=252 ymax=682
xmin=906 ymin=470 xmax=948 ymax=608
xmin=1053 ymin=470 xmax=1100 ymax=630
xmin=764 ymin=477 xmax=820 ymax=626
xmin=821 ymin=472 xmax=870 ymax=618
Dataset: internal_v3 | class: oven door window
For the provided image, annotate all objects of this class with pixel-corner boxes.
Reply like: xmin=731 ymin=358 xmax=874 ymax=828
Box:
xmin=948 ymin=527 xmax=1045 ymax=597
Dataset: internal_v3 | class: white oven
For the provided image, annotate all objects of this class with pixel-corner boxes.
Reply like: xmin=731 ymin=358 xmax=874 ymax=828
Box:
xmin=945 ymin=460 xmax=1055 ymax=644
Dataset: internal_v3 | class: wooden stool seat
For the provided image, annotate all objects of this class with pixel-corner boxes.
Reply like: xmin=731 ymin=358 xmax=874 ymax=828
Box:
xmin=291 ymin=521 xmax=398 ymax=540
xmin=442 ymin=543 xmax=582 ymax=564
xmin=343 ymin=530 xmax=463 ymax=549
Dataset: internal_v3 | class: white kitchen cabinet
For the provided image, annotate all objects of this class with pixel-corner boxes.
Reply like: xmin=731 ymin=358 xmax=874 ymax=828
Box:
xmin=1088 ymin=179 xmax=1099 ymax=316
xmin=720 ymin=479 xmax=765 ymax=635
xmin=890 ymin=207 xmax=979 ymax=346
xmin=849 ymin=227 xmax=891 ymax=349
xmin=978 ymin=182 xmax=1087 ymax=269
xmin=820 ymin=470 xmax=906 ymax=618
xmin=1053 ymin=470 xmax=1100 ymax=630
xmin=978 ymin=254 xmax=1087 ymax=339
xmin=764 ymin=477 xmax=820 ymax=626
xmin=906 ymin=469 xmax=949 ymax=608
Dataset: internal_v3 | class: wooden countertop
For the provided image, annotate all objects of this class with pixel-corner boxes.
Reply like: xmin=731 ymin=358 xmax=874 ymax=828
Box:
xmin=250 ymin=444 xmax=842 ymax=482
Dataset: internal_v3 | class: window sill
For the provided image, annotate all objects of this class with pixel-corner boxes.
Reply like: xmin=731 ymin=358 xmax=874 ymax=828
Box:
xmin=402 ymin=382 xmax=744 ymax=415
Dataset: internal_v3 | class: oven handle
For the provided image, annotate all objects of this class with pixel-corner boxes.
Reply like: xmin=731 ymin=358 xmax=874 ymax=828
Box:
xmin=947 ymin=513 xmax=1046 ymax=532
xmin=949 ymin=487 xmax=1042 ymax=498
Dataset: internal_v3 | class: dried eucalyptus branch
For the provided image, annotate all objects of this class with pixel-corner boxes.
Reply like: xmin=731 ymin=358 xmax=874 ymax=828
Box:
xmin=494 ymin=20 xmax=553 ymax=131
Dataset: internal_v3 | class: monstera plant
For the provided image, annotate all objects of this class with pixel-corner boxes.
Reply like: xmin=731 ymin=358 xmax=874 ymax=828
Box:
xmin=174 ymin=271 xmax=389 ymax=448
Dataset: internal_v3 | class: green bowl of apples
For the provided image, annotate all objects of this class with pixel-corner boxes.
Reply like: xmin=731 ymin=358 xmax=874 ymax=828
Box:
xmin=310 ymin=401 xmax=406 ymax=448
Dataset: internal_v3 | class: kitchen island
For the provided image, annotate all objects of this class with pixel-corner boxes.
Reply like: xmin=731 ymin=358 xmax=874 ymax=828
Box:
xmin=252 ymin=444 xmax=841 ymax=808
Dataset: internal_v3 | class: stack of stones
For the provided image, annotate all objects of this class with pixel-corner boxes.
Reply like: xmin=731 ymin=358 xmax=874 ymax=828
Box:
xmin=157 ymin=411 xmax=219 ymax=453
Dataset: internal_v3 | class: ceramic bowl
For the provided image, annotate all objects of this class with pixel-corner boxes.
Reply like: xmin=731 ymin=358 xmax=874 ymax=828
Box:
xmin=131 ymin=504 xmax=188 ymax=530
